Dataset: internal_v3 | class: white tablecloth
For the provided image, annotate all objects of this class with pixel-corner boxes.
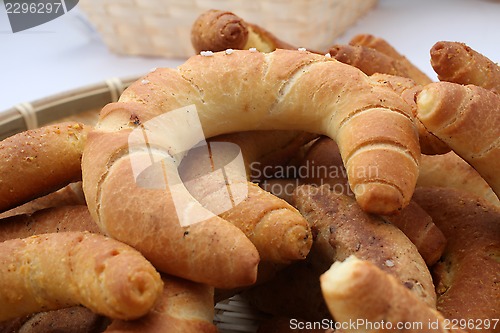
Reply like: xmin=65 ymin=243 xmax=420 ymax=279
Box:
xmin=1 ymin=0 xmax=499 ymax=113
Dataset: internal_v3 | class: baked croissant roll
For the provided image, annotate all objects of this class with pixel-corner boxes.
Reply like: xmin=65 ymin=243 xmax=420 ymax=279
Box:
xmin=430 ymin=41 xmax=500 ymax=93
xmin=413 ymin=187 xmax=500 ymax=333
xmin=82 ymin=49 xmax=420 ymax=290
xmin=320 ymin=256 xmax=466 ymax=333
xmin=191 ymin=9 xmax=296 ymax=54
xmin=0 ymin=122 xmax=88 ymax=213
xmin=0 ymin=232 xmax=163 ymax=321
xmin=417 ymin=82 xmax=500 ymax=197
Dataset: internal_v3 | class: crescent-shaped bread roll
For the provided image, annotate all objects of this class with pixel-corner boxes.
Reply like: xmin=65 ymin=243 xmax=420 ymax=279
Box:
xmin=82 ymin=49 xmax=420 ymax=289
xmin=83 ymin=129 xmax=260 ymax=289
xmin=417 ymin=82 xmax=500 ymax=197
xmin=0 ymin=122 xmax=88 ymax=213
xmin=105 ymin=275 xmax=217 ymax=333
xmin=292 ymin=184 xmax=436 ymax=307
xmin=320 ymin=256 xmax=466 ymax=333
xmin=413 ymin=187 xmax=500 ymax=332
xmin=0 ymin=232 xmax=163 ymax=321
xmin=430 ymin=41 xmax=500 ymax=93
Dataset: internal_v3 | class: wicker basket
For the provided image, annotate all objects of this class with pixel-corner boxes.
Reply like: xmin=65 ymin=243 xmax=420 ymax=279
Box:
xmin=78 ymin=0 xmax=378 ymax=59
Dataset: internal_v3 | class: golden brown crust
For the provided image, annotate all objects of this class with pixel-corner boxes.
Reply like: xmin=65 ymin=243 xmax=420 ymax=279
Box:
xmin=105 ymin=275 xmax=217 ymax=333
xmin=191 ymin=9 xmax=249 ymax=53
xmin=296 ymin=138 xmax=446 ymax=265
xmin=328 ymin=44 xmax=411 ymax=77
xmin=83 ymin=130 xmax=260 ymax=289
xmin=430 ymin=41 xmax=500 ymax=93
xmin=349 ymin=34 xmax=433 ymax=86
xmin=179 ymin=132 xmax=313 ymax=263
xmin=245 ymin=22 xmax=297 ymax=51
xmin=417 ymin=82 xmax=500 ymax=197
xmin=382 ymin=201 xmax=446 ymax=266
xmin=0 ymin=232 xmax=163 ymax=321
xmin=369 ymin=73 xmax=450 ymax=155
xmin=292 ymin=184 xmax=436 ymax=307
xmin=0 ymin=205 xmax=100 ymax=242
xmin=82 ymin=49 xmax=421 ymax=295
xmin=0 ymin=122 xmax=89 ymax=213
xmin=320 ymin=256 xmax=466 ymax=333
xmin=412 ymin=187 xmax=500 ymax=332
xmin=417 ymin=151 xmax=499 ymax=207
xmin=191 ymin=9 xmax=297 ymax=54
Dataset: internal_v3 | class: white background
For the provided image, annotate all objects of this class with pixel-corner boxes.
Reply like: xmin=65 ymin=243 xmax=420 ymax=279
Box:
xmin=1 ymin=0 xmax=499 ymax=113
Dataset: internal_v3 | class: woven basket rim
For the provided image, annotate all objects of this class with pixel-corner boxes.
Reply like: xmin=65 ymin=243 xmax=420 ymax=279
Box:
xmin=0 ymin=76 xmax=139 ymax=141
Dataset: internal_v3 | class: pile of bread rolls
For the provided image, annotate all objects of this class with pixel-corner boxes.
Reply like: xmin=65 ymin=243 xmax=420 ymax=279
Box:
xmin=0 ymin=9 xmax=498 ymax=333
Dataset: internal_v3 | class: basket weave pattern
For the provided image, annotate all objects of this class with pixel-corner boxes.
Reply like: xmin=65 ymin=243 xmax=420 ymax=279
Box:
xmin=79 ymin=0 xmax=377 ymax=58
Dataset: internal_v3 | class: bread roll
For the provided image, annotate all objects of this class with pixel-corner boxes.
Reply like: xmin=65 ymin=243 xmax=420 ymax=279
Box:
xmin=0 ymin=307 xmax=110 ymax=333
xmin=413 ymin=187 xmax=500 ymax=333
xmin=83 ymin=129 xmax=259 ymax=289
xmin=349 ymin=34 xmax=433 ymax=86
xmin=0 ymin=232 xmax=163 ymax=321
xmin=0 ymin=122 xmax=88 ymax=213
xmin=369 ymin=73 xmax=450 ymax=155
xmin=417 ymin=82 xmax=500 ymax=197
xmin=297 ymin=137 xmax=447 ymax=265
xmin=179 ymin=133 xmax=313 ymax=263
xmin=320 ymin=256 xmax=466 ymax=333
xmin=292 ymin=184 xmax=436 ymax=307
xmin=431 ymin=41 xmax=500 ymax=93
xmin=191 ymin=9 xmax=296 ymax=54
